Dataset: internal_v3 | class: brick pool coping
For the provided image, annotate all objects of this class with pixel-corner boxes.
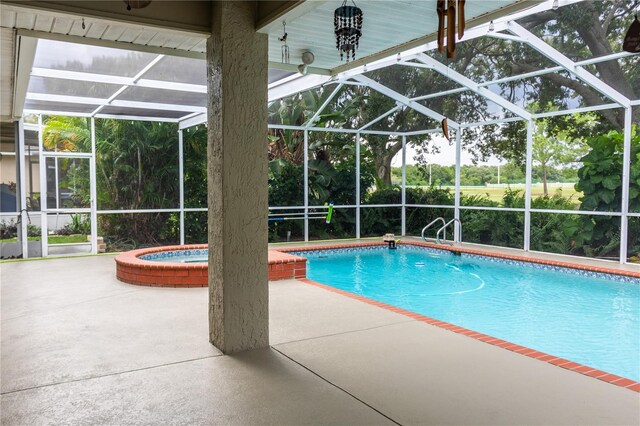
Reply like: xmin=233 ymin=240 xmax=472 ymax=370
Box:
xmin=279 ymin=241 xmax=639 ymax=393
xmin=115 ymin=244 xmax=306 ymax=287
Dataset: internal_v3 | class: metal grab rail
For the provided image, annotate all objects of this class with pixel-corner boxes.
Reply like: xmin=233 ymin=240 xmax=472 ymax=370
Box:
xmin=436 ymin=218 xmax=462 ymax=245
xmin=421 ymin=217 xmax=446 ymax=241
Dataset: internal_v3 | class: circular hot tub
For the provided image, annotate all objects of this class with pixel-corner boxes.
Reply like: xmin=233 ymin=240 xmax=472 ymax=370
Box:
xmin=115 ymin=244 xmax=208 ymax=287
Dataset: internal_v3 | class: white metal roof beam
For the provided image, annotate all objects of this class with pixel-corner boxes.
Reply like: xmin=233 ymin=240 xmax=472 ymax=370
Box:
xmin=403 ymin=128 xmax=443 ymax=136
xmin=414 ymin=53 xmax=532 ymax=120
xmin=531 ymin=103 xmax=620 ymax=118
xmin=461 ymin=116 xmax=525 ymax=128
xmin=358 ymin=105 xmax=401 ymax=131
xmin=94 ymin=114 xmax=180 ymax=123
xmin=30 ymin=67 xmax=206 ymax=93
xmin=304 ymin=83 xmax=344 ymax=129
xmin=486 ymin=32 xmax=524 ymax=43
xmin=23 ymin=109 xmax=91 ymax=118
xmin=91 ymin=54 xmax=166 ymax=116
xmin=508 ymin=21 xmax=631 ymax=108
xmin=411 ymin=87 xmax=468 ymax=102
xmin=351 ymin=75 xmax=460 ymax=129
xmin=475 ymin=52 xmax=635 ymax=89
xmin=26 ymin=93 xmax=205 ymax=113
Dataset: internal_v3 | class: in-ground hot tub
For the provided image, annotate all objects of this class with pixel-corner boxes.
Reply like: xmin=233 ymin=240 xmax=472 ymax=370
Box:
xmin=115 ymin=244 xmax=307 ymax=287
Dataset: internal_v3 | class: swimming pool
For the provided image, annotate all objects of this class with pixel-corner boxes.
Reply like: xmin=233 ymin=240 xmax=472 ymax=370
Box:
xmin=294 ymin=245 xmax=640 ymax=382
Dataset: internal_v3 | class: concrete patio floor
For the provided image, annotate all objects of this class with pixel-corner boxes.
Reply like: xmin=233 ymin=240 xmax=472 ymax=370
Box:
xmin=1 ymin=255 xmax=638 ymax=425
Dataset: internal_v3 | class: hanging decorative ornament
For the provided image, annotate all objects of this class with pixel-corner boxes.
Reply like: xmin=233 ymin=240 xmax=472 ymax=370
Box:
xmin=436 ymin=0 xmax=465 ymax=58
xmin=278 ymin=21 xmax=290 ymax=64
xmin=441 ymin=118 xmax=450 ymax=141
xmin=123 ymin=1 xmax=152 ymax=11
xmin=334 ymin=0 xmax=363 ymax=62
xmin=623 ymin=12 xmax=640 ymax=53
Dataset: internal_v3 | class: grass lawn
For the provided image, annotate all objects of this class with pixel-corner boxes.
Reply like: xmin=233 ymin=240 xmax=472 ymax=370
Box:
xmin=433 ymin=183 xmax=581 ymax=204
xmin=0 ymin=235 xmax=88 ymax=244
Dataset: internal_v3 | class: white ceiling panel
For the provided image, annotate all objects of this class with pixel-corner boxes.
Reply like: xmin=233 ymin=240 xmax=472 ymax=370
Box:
xmin=0 ymin=9 xmax=16 ymax=28
xmin=101 ymin=26 xmax=127 ymax=42
xmin=33 ymin=15 xmax=54 ymax=33
xmin=51 ymin=16 xmax=74 ymax=34
xmin=84 ymin=22 xmax=108 ymax=39
xmin=14 ymin=11 xmax=35 ymax=30
xmin=67 ymin=20 xmax=88 ymax=37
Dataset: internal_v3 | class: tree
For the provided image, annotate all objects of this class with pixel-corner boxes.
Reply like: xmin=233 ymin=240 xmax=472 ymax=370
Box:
xmin=517 ymin=0 xmax=639 ymax=130
xmin=532 ymin=111 xmax=590 ymax=196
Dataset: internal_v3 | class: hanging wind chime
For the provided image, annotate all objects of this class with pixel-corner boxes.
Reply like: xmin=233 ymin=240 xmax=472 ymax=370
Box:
xmin=623 ymin=11 xmax=640 ymax=53
xmin=436 ymin=1 xmax=466 ymax=60
xmin=279 ymin=21 xmax=290 ymax=64
xmin=334 ymin=0 xmax=363 ymax=62
xmin=436 ymin=0 xmax=466 ymax=141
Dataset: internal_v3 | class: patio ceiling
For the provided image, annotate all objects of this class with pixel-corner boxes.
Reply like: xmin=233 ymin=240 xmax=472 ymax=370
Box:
xmin=259 ymin=0 xmax=539 ymax=74
xmin=0 ymin=0 xmax=637 ymax=126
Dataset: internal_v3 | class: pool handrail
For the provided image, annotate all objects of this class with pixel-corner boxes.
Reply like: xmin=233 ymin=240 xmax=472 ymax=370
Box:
xmin=421 ymin=217 xmax=446 ymax=242
xmin=436 ymin=218 xmax=462 ymax=245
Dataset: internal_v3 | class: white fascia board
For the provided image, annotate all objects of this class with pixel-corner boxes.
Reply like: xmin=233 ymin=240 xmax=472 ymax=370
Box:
xmin=352 ymin=75 xmax=460 ymax=129
xmin=13 ymin=36 xmax=38 ymax=119
xmin=333 ymin=52 xmax=421 ymax=81
xmin=415 ymin=53 xmax=532 ymax=120
xmin=508 ymin=22 xmax=631 ymax=108
xmin=268 ymin=74 xmax=331 ymax=102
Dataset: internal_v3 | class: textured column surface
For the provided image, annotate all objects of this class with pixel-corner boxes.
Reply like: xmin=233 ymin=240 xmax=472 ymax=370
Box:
xmin=207 ymin=1 xmax=269 ymax=354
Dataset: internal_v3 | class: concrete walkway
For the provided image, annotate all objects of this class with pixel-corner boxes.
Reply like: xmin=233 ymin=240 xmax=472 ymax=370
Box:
xmin=1 ymin=255 xmax=638 ymax=425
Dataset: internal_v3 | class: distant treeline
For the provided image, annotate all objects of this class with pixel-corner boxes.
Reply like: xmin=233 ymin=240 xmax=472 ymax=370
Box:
xmin=392 ymin=164 xmax=579 ymax=187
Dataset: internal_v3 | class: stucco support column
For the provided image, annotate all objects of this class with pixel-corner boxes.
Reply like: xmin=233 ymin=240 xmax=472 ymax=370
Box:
xmin=207 ymin=1 xmax=269 ymax=354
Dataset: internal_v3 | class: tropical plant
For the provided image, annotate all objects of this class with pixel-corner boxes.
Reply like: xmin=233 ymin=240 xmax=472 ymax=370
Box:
xmin=569 ymin=127 xmax=640 ymax=257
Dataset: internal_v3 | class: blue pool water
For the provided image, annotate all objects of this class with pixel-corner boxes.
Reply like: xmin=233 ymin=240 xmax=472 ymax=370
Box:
xmin=296 ymin=246 xmax=640 ymax=381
